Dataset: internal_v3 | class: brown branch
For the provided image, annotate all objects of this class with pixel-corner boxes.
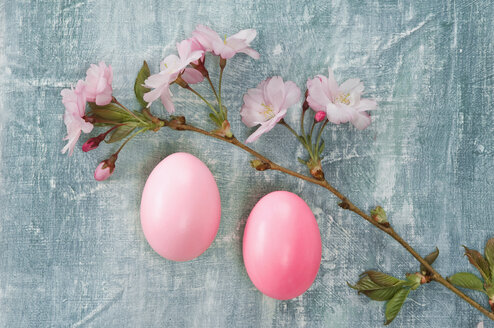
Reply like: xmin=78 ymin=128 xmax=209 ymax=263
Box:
xmin=162 ymin=117 xmax=494 ymax=321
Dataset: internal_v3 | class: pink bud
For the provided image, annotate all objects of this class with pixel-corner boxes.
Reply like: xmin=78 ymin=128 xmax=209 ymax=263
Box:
xmin=315 ymin=111 xmax=326 ymax=122
xmin=94 ymin=161 xmax=114 ymax=181
xmin=82 ymin=137 xmax=102 ymax=152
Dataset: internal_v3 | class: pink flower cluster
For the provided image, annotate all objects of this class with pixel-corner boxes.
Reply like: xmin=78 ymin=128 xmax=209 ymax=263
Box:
xmin=240 ymin=67 xmax=377 ymax=142
xmin=61 ymin=62 xmax=113 ymax=156
xmin=144 ymin=25 xmax=259 ymax=113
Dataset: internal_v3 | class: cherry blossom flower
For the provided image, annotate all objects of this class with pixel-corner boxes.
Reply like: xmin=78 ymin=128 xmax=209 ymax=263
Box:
xmin=306 ymin=67 xmax=377 ymax=130
xmin=143 ymin=39 xmax=204 ymax=113
xmin=61 ymin=80 xmax=93 ymax=156
xmin=192 ymin=25 xmax=260 ymax=60
xmin=85 ymin=62 xmax=113 ymax=106
xmin=240 ymin=76 xmax=300 ymax=143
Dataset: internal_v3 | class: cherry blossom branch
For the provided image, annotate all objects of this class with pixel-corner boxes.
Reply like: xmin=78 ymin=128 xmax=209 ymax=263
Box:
xmin=160 ymin=116 xmax=494 ymax=322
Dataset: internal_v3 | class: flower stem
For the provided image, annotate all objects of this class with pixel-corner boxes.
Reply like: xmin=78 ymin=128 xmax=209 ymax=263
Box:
xmin=115 ymin=128 xmax=147 ymax=155
xmin=160 ymin=116 xmax=494 ymax=322
xmin=218 ymin=60 xmax=225 ymax=119
xmin=279 ymin=119 xmax=298 ymax=138
xmin=206 ymin=75 xmax=220 ymax=103
xmin=315 ymin=119 xmax=329 ymax=152
xmin=112 ymin=97 xmax=147 ymax=124
xmin=280 ymin=118 xmax=314 ymax=159
xmin=186 ymin=86 xmax=220 ymax=116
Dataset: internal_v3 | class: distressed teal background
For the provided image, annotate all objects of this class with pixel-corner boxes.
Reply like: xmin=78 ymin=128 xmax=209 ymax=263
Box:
xmin=0 ymin=0 xmax=493 ymax=327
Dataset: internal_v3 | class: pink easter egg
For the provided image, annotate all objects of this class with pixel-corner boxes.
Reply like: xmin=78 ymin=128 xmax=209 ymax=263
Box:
xmin=243 ymin=191 xmax=322 ymax=300
xmin=140 ymin=152 xmax=221 ymax=261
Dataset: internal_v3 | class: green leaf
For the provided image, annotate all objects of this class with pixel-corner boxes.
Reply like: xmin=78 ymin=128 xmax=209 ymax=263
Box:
xmin=364 ymin=271 xmax=403 ymax=287
xmin=363 ymin=286 xmax=404 ymax=302
xmin=349 ymin=273 xmax=405 ymax=302
xmin=485 ymin=238 xmax=494 ymax=278
xmin=107 ymin=125 xmax=136 ymax=143
xmin=349 ymin=276 xmax=380 ymax=291
xmin=464 ymin=246 xmax=491 ymax=280
xmin=209 ymin=113 xmax=222 ymax=127
xmin=318 ymin=139 xmax=325 ymax=155
xmin=134 ymin=61 xmax=151 ymax=108
xmin=297 ymin=157 xmax=307 ymax=165
xmin=384 ymin=288 xmax=410 ymax=325
xmin=420 ymin=247 xmax=439 ymax=274
xmin=448 ymin=272 xmax=485 ymax=293
xmin=88 ymin=102 xmax=134 ymax=121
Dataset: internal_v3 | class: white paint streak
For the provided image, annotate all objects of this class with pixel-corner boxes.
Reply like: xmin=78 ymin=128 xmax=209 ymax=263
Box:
xmin=71 ymin=288 xmax=124 ymax=327
xmin=381 ymin=14 xmax=434 ymax=51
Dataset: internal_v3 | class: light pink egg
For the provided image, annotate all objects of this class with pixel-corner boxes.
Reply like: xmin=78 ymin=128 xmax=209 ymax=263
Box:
xmin=140 ymin=152 xmax=221 ymax=261
xmin=243 ymin=191 xmax=322 ymax=300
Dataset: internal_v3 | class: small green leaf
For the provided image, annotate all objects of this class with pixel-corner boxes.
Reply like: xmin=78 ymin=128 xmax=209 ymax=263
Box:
xmin=485 ymin=238 xmax=494 ymax=277
xmin=318 ymin=139 xmax=325 ymax=155
xmin=464 ymin=246 xmax=491 ymax=280
xmin=349 ymin=276 xmax=380 ymax=291
xmin=363 ymin=286 xmax=403 ymax=302
xmin=88 ymin=102 xmax=134 ymax=121
xmin=209 ymin=113 xmax=222 ymax=127
xmin=349 ymin=273 xmax=405 ymax=302
xmin=448 ymin=272 xmax=485 ymax=293
xmin=420 ymin=247 xmax=439 ymax=274
xmin=384 ymin=288 xmax=410 ymax=325
xmin=364 ymin=271 xmax=403 ymax=287
xmin=107 ymin=125 xmax=136 ymax=143
xmin=134 ymin=61 xmax=151 ymax=108
xmin=297 ymin=157 xmax=307 ymax=165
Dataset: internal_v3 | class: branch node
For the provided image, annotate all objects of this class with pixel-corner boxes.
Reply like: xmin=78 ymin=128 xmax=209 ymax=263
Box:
xmin=251 ymin=159 xmax=271 ymax=171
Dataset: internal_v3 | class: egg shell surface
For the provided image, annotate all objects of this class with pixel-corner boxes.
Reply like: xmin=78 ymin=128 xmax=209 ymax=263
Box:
xmin=140 ymin=152 xmax=221 ymax=261
xmin=243 ymin=191 xmax=322 ymax=300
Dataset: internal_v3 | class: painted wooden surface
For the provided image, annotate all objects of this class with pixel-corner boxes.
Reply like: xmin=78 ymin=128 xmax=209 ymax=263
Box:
xmin=0 ymin=0 xmax=493 ymax=327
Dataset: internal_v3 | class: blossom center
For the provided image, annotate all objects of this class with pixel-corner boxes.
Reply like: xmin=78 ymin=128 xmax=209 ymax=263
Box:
xmin=335 ymin=93 xmax=351 ymax=105
xmin=260 ymin=103 xmax=275 ymax=119
xmin=224 ymin=34 xmax=227 ymax=45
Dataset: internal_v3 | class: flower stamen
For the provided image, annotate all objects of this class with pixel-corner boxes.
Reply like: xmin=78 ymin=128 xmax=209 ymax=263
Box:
xmin=260 ymin=103 xmax=275 ymax=119
xmin=335 ymin=93 xmax=351 ymax=105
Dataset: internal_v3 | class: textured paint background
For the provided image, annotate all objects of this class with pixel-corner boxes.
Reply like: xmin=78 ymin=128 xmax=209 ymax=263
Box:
xmin=0 ymin=0 xmax=493 ymax=327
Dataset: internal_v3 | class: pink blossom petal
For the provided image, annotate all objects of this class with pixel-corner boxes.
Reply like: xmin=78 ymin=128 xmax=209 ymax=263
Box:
xmin=245 ymin=110 xmax=286 ymax=143
xmin=264 ymin=76 xmax=285 ymax=110
xmin=282 ymin=81 xmax=301 ymax=108
xmin=340 ymin=78 xmax=364 ymax=95
xmin=143 ymin=86 xmax=165 ymax=106
xmin=350 ymin=111 xmax=371 ymax=130
xmin=325 ymin=103 xmax=355 ymax=124
xmin=228 ymin=29 xmax=257 ymax=44
xmin=306 ymin=76 xmax=331 ymax=111
xmin=355 ymin=98 xmax=378 ymax=111
xmin=238 ymin=47 xmax=260 ymax=59
xmin=181 ymin=68 xmax=204 ymax=84
xmin=326 ymin=68 xmax=339 ymax=100
xmin=160 ymin=87 xmax=175 ymax=114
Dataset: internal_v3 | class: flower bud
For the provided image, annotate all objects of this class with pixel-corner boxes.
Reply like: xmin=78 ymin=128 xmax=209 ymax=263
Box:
xmin=315 ymin=111 xmax=326 ymax=122
xmin=94 ymin=155 xmax=117 ymax=181
xmin=82 ymin=136 xmax=103 ymax=152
